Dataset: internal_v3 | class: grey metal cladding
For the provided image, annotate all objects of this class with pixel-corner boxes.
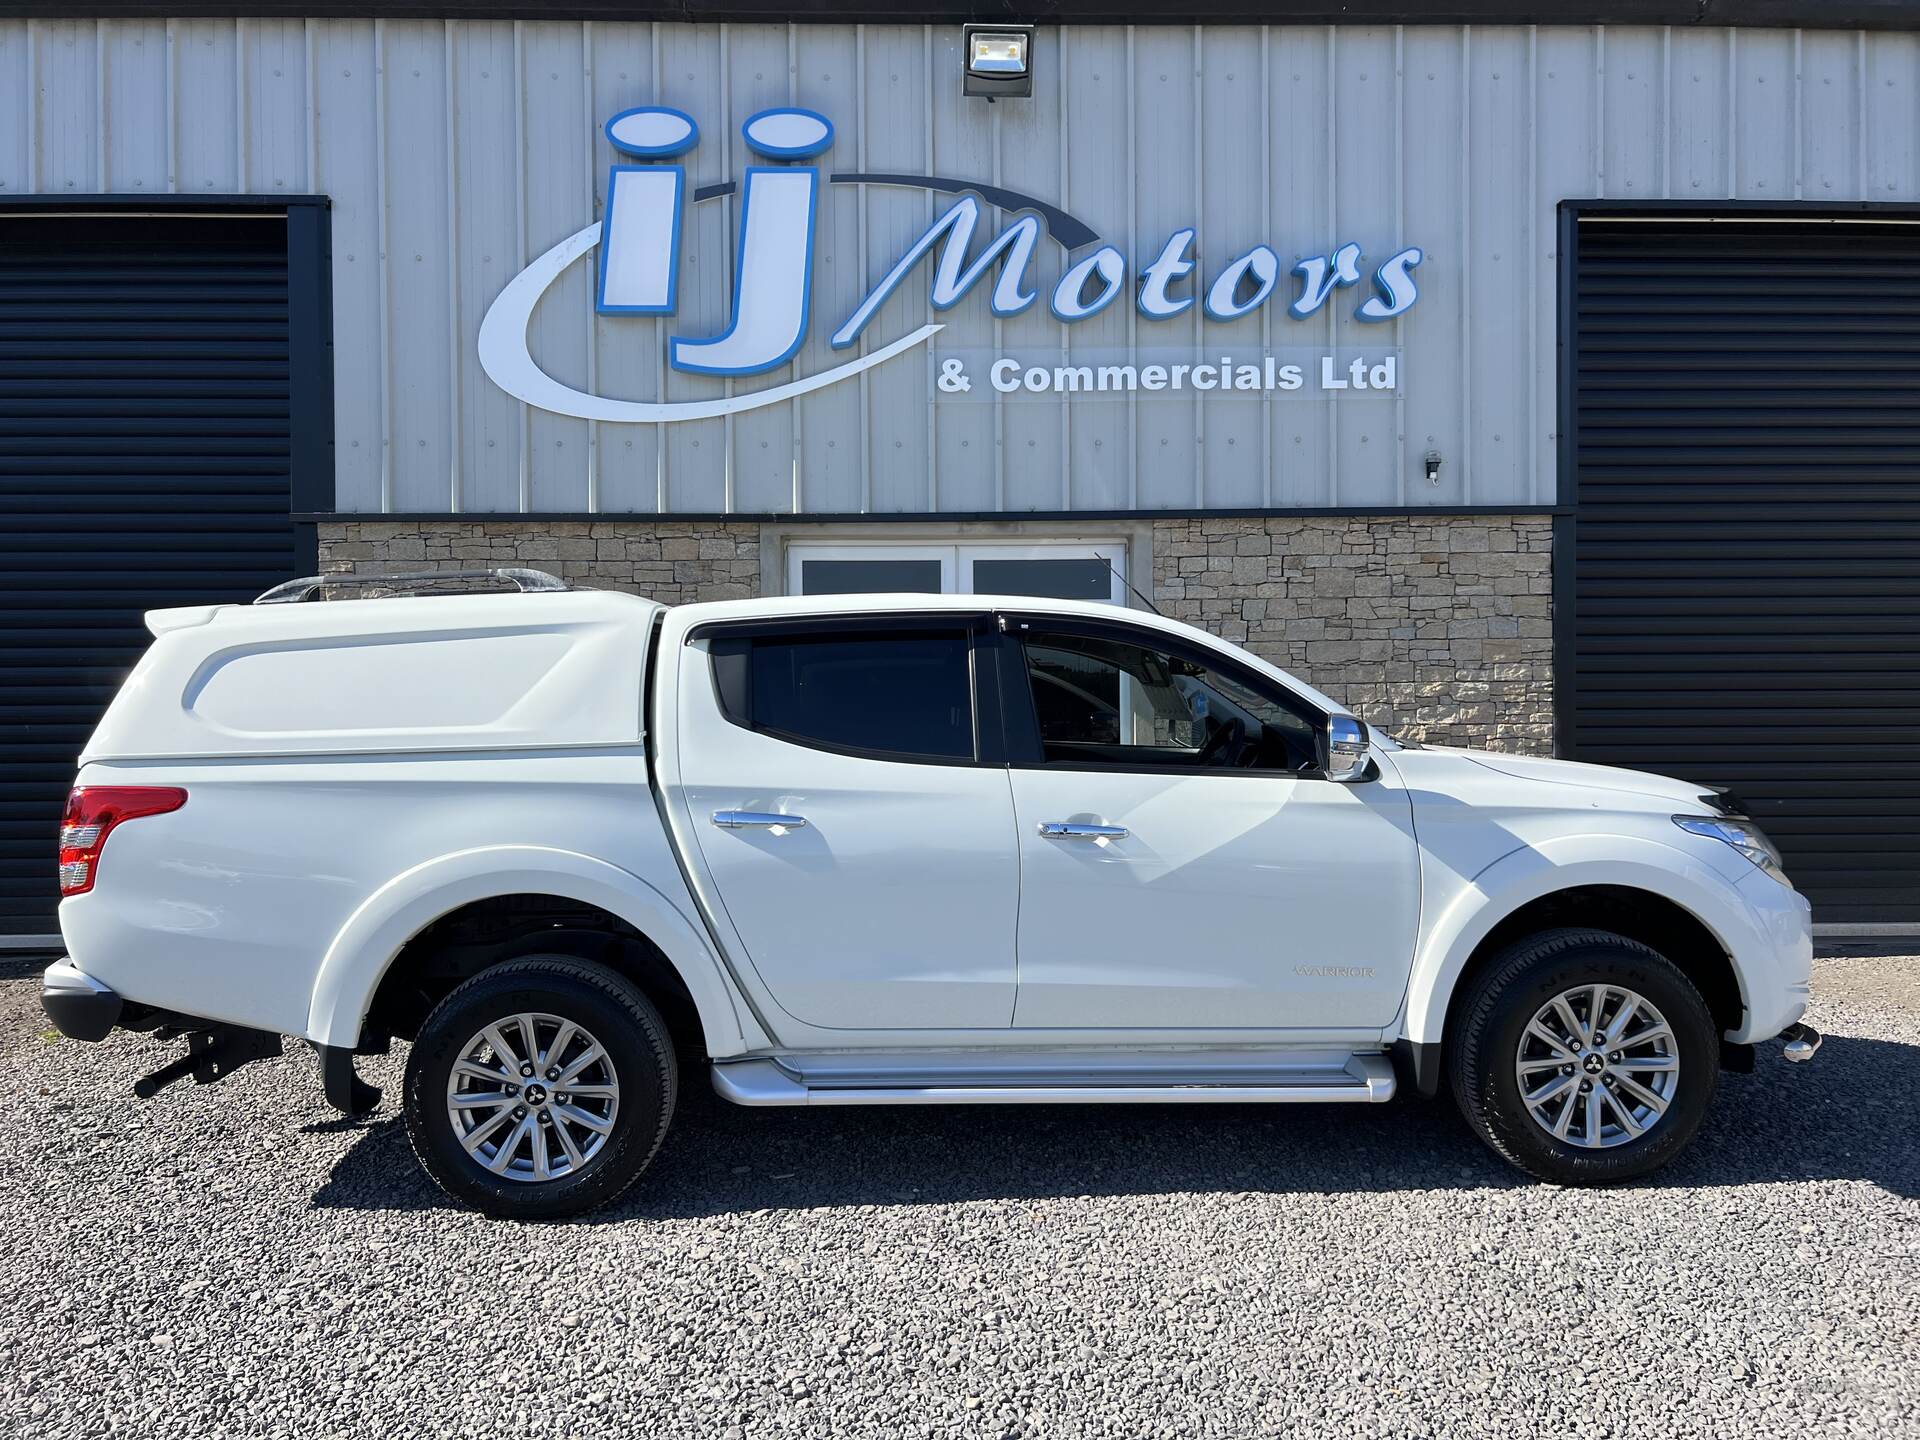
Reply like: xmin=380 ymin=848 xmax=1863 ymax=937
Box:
xmin=4 ymin=18 xmax=1917 ymax=515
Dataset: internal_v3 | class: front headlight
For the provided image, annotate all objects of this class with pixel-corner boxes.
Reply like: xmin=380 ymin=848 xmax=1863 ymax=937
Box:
xmin=1673 ymin=814 xmax=1792 ymax=887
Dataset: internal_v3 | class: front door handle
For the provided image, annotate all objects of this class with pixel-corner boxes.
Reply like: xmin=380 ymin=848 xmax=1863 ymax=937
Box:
xmin=1038 ymin=822 xmax=1129 ymax=840
xmin=712 ymin=810 xmax=809 ymax=830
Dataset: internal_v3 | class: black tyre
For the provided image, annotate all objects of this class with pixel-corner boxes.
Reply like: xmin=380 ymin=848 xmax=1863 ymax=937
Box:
xmin=1448 ymin=927 xmax=1719 ymax=1185
xmin=403 ymin=954 xmax=677 ymax=1220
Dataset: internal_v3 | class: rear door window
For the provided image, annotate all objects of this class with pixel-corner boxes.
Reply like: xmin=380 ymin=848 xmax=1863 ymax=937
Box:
xmin=710 ymin=627 xmax=977 ymax=762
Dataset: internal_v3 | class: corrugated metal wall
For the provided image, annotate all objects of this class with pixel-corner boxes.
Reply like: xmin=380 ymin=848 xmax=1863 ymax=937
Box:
xmin=2 ymin=19 xmax=1916 ymax=516
xmin=1563 ymin=215 xmax=1920 ymax=924
xmin=0 ymin=213 xmax=301 ymax=935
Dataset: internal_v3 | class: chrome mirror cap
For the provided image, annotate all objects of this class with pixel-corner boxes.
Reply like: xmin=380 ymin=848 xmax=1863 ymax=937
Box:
xmin=1326 ymin=715 xmax=1371 ymax=783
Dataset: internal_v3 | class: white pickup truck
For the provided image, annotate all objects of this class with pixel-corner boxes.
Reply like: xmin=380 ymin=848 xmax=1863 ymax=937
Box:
xmin=43 ymin=569 xmax=1818 ymax=1218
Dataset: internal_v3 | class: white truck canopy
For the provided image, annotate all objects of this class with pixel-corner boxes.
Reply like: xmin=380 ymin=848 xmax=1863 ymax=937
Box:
xmin=82 ymin=587 xmax=660 ymax=763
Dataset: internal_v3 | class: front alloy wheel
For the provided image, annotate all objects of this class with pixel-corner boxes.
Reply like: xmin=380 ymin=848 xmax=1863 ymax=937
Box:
xmin=1450 ymin=928 xmax=1718 ymax=1185
xmin=1513 ymin=984 xmax=1680 ymax=1149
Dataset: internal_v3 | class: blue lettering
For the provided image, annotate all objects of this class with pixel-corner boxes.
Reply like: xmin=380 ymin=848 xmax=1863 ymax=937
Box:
xmin=832 ymin=196 xmax=1039 ymax=349
xmin=1289 ymin=243 xmax=1364 ymax=319
xmin=1052 ymin=247 xmax=1128 ymax=322
xmin=1137 ymin=229 xmax=1197 ymax=320
xmin=1204 ymin=245 xmax=1280 ymax=321
xmin=1357 ymin=246 xmax=1423 ymax=322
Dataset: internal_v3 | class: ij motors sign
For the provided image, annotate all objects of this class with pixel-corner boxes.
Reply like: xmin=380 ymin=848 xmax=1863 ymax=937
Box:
xmin=478 ymin=107 xmax=1424 ymax=423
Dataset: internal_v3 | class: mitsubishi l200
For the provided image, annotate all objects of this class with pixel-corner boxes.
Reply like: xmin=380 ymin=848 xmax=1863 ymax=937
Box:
xmin=42 ymin=569 xmax=1818 ymax=1217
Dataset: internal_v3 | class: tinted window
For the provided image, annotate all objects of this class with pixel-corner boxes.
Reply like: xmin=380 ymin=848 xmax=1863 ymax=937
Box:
xmin=1017 ymin=627 xmax=1318 ymax=772
xmin=970 ymin=558 xmax=1114 ymax=601
xmin=714 ymin=629 xmax=975 ymax=761
xmin=799 ymin=559 xmax=944 ymax=595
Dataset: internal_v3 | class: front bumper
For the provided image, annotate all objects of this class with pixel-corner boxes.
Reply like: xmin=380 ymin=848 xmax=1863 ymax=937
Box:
xmin=1725 ymin=867 xmax=1815 ymax=1045
xmin=41 ymin=958 xmax=123 ymax=1042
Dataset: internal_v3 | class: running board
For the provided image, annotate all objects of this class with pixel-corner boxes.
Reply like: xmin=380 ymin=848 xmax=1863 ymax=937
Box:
xmin=711 ymin=1050 xmax=1396 ymax=1107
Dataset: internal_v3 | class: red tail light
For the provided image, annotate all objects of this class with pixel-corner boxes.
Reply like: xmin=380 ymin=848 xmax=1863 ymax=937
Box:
xmin=58 ymin=786 xmax=187 ymax=898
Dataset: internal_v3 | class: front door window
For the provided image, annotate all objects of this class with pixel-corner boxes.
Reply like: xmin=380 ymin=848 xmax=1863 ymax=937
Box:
xmin=1016 ymin=626 xmax=1320 ymax=772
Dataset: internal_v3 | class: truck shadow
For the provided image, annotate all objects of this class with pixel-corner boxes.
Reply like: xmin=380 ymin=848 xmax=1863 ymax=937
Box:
xmin=308 ymin=1032 xmax=1920 ymax=1218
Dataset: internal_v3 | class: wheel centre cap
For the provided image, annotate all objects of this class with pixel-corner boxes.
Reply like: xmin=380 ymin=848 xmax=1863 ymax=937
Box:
xmin=523 ymin=1082 xmax=549 ymax=1105
xmin=1582 ymin=1053 xmax=1606 ymax=1076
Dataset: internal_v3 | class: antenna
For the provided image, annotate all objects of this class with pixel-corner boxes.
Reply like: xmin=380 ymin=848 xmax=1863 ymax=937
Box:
xmin=1104 ymin=557 xmax=1164 ymax=617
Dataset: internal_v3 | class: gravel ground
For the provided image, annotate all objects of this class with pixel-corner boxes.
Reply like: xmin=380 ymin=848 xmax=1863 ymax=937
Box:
xmin=2 ymin=953 xmax=1916 ymax=1440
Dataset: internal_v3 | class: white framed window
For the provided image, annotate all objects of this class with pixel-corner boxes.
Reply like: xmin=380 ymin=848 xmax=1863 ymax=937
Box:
xmin=788 ymin=540 xmax=1128 ymax=604
xmin=787 ymin=544 xmax=955 ymax=598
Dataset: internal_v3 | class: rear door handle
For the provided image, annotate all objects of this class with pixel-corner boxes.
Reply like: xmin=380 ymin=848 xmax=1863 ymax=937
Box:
xmin=712 ymin=810 xmax=809 ymax=830
xmin=1037 ymin=822 xmax=1128 ymax=840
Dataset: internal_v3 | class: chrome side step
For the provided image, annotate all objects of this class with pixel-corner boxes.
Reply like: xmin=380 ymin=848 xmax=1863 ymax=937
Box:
xmin=712 ymin=1050 xmax=1396 ymax=1107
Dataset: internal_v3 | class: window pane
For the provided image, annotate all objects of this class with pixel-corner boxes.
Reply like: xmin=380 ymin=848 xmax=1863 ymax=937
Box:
xmin=799 ymin=558 xmax=944 ymax=595
xmin=748 ymin=631 xmax=974 ymax=760
xmin=971 ymin=557 xmax=1114 ymax=602
xmin=1020 ymin=629 xmax=1315 ymax=770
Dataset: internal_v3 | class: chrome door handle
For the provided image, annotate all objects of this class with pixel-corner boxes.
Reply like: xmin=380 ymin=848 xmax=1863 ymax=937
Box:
xmin=1038 ymin=822 xmax=1128 ymax=840
xmin=711 ymin=810 xmax=809 ymax=830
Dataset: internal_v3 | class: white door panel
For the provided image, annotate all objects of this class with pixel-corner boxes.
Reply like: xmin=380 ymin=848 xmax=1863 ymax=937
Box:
xmin=1008 ymin=767 xmax=1421 ymax=1030
xmin=673 ymin=634 xmax=1019 ymax=1031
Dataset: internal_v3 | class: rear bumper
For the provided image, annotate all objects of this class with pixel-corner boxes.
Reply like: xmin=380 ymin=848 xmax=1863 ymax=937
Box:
xmin=41 ymin=957 xmax=123 ymax=1042
xmin=41 ymin=956 xmax=307 ymax=1103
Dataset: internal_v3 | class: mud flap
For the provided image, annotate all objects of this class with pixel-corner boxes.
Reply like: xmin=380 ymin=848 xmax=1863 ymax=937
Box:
xmin=319 ymin=1045 xmax=383 ymax=1117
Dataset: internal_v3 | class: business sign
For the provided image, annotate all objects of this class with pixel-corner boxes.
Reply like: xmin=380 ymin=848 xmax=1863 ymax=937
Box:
xmin=479 ymin=107 xmax=1423 ymax=423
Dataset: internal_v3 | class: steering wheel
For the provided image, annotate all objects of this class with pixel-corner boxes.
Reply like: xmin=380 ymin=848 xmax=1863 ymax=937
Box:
xmin=1196 ymin=716 xmax=1247 ymax=768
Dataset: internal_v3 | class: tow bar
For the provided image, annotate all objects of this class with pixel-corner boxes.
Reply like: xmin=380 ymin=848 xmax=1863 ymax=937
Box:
xmin=133 ymin=1022 xmax=283 ymax=1099
xmin=1778 ymin=1022 xmax=1823 ymax=1064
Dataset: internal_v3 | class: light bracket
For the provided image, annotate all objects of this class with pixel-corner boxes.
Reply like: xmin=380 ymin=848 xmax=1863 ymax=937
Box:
xmin=963 ymin=24 xmax=1035 ymax=100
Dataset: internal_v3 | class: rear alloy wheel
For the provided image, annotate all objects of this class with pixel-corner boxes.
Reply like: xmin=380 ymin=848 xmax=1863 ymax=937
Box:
xmin=1450 ymin=928 xmax=1719 ymax=1185
xmin=444 ymin=1011 xmax=623 ymax=1182
xmin=404 ymin=955 xmax=676 ymax=1219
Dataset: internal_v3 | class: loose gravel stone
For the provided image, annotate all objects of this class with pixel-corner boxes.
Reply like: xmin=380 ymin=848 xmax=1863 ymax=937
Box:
xmin=1 ymin=953 xmax=1916 ymax=1438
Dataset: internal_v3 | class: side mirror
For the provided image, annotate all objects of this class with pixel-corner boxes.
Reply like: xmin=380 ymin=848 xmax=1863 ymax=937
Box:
xmin=1325 ymin=715 xmax=1371 ymax=783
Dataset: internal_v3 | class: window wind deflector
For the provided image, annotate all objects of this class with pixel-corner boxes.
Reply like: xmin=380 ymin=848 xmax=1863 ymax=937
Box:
xmin=253 ymin=568 xmax=572 ymax=604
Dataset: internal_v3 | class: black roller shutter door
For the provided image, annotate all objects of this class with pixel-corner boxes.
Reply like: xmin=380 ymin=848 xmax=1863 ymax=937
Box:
xmin=0 ymin=214 xmax=301 ymax=939
xmin=1564 ymin=214 xmax=1920 ymax=926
